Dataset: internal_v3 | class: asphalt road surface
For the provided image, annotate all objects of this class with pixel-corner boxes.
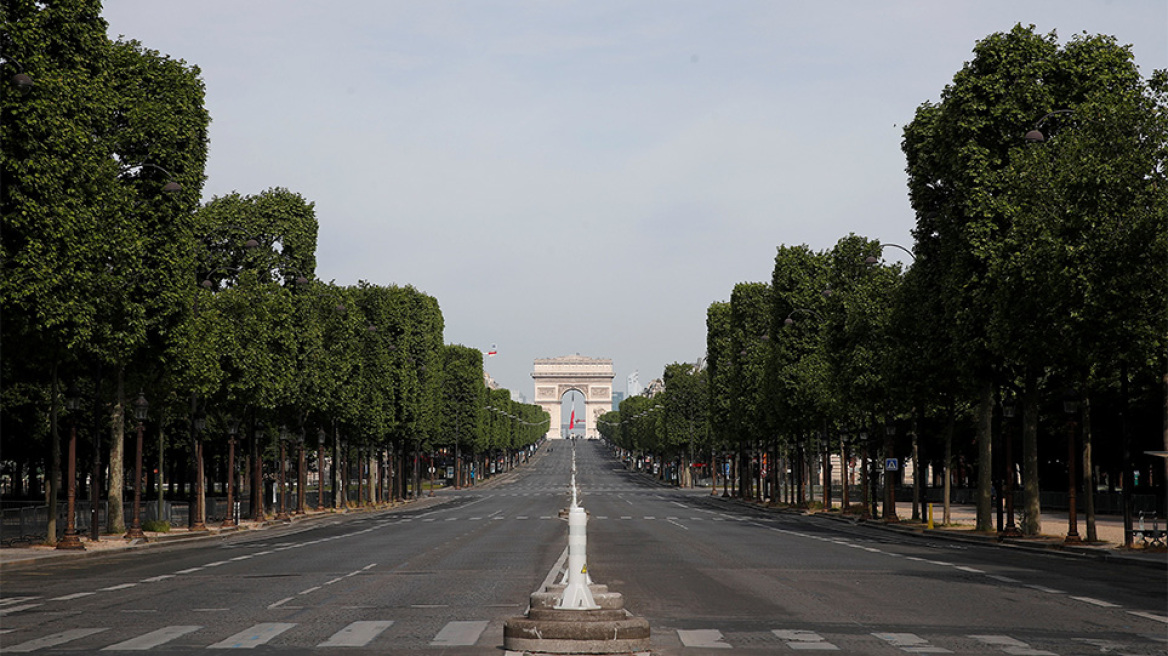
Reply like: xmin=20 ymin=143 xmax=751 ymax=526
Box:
xmin=1 ymin=441 xmax=1164 ymax=654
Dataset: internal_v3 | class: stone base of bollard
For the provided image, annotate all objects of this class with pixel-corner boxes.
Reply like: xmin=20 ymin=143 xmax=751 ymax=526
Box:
xmin=504 ymin=584 xmax=651 ymax=655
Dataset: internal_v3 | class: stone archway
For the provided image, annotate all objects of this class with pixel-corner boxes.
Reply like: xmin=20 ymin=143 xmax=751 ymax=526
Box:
xmin=531 ymin=355 xmax=614 ymax=440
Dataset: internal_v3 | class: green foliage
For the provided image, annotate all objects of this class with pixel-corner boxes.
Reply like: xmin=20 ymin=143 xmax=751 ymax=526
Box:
xmin=439 ymin=344 xmax=486 ymax=451
xmin=660 ymin=362 xmax=708 ymax=456
xmin=729 ymin=282 xmax=771 ymax=446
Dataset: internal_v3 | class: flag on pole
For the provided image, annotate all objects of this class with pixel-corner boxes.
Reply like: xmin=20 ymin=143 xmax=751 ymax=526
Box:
xmin=570 ymin=409 xmax=576 ymax=430
xmin=486 ymin=344 xmax=497 ymax=357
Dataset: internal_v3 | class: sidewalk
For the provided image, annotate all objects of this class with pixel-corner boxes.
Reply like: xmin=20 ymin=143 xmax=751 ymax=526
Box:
xmin=0 ymin=494 xmax=452 ymax=572
xmin=1 ymin=450 xmax=549 ymax=572
xmin=752 ymin=497 xmax=1168 ymax=569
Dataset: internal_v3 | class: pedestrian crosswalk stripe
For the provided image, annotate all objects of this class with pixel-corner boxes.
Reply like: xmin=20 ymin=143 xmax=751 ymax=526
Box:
xmin=3 ymin=627 xmax=108 ymax=652
xmin=430 ymin=620 xmax=488 ymax=646
xmin=772 ymin=629 xmax=839 ymax=650
xmin=317 ymin=620 xmax=394 ymax=647
xmin=101 ymin=625 xmax=201 ymax=651
xmin=970 ymin=634 xmax=1056 ymax=656
xmin=207 ymin=622 xmax=295 ymax=649
xmin=678 ymin=629 xmax=731 ymax=648
xmin=873 ymin=632 xmax=952 ymax=653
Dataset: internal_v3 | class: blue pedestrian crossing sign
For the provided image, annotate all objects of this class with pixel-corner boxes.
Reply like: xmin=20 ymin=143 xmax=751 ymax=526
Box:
xmin=884 ymin=458 xmax=899 ymax=471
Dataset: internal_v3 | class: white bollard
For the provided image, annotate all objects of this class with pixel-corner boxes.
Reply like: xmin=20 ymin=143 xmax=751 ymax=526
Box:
xmin=557 ymin=444 xmax=599 ymax=610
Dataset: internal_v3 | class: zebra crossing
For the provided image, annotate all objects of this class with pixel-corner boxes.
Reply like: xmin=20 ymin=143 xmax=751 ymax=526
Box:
xmin=3 ymin=623 xmax=1165 ymax=652
xmin=0 ymin=619 xmax=488 ymax=652
xmin=672 ymin=628 xmax=1168 ymax=654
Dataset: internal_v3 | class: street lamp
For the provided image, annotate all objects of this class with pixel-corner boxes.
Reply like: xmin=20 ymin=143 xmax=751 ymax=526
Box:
xmin=864 ymin=242 xmax=916 ymax=265
xmin=1062 ymin=389 xmax=1082 ymax=543
xmin=191 ymin=408 xmax=208 ymax=530
xmin=126 ymin=391 xmax=149 ymax=539
xmin=57 ymin=384 xmax=85 ymax=550
xmin=276 ymin=427 xmax=291 ymax=521
xmin=1000 ymin=396 xmax=1022 ymax=537
xmin=222 ymin=415 xmax=241 ymax=527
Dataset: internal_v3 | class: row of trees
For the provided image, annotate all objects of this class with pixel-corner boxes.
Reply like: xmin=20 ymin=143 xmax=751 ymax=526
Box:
xmin=600 ymin=25 xmax=1167 ymax=543
xmin=1 ymin=1 xmax=548 ymax=544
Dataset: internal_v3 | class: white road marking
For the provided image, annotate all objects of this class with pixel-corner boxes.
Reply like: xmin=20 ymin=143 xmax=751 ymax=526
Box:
xmin=101 ymin=625 xmax=201 ymax=650
xmin=267 ymin=597 xmax=294 ymax=609
xmin=0 ymin=597 xmax=38 ymax=607
xmin=1127 ymin=610 xmax=1168 ymax=623
xmin=140 ymin=574 xmax=175 ymax=582
xmin=0 ymin=603 xmax=42 ymax=615
xmin=969 ymin=634 xmax=1056 ymax=656
xmin=318 ymin=621 xmax=394 ymax=647
xmin=1025 ymin=585 xmax=1065 ymax=594
xmin=1071 ymin=596 xmax=1119 ymax=608
xmin=773 ymin=629 xmax=839 ymax=650
xmin=207 ymin=622 xmax=295 ymax=649
xmin=3 ymin=628 xmax=108 ymax=652
xmin=430 ymin=620 xmax=488 ymax=646
xmin=678 ymin=629 xmax=731 ymax=648
xmin=175 ymin=567 xmax=203 ymax=574
xmin=668 ymin=519 xmax=690 ymax=530
xmin=873 ymin=632 xmax=952 ymax=653
xmin=51 ymin=592 xmax=95 ymax=601
xmin=101 ymin=583 xmax=137 ymax=591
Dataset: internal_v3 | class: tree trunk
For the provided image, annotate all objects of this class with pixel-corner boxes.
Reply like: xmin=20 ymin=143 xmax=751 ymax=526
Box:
xmin=1083 ymin=392 xmax=1096 ymax=542
xmin=943 ymin=402 xmax=953 ymax=525
xmin=107 ymin=366 xmax=126 ymax=534
xmin=976 ymin=381 xmax=994 ymax=532
xmin=1022 ymin=380 xmax=1042 ymax=536
xmin=47 ymin=364 xmax=61 ymax=545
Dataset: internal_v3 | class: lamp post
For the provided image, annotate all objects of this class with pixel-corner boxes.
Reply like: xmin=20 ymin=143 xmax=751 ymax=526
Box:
xmin=1063 ymin=389 xmax=1082 ymax=543
xmin=126 ymin=391 xmax=149 ymax=539
xmin=222 ymin=416 xmax=240 ymax=527
xmin=276 ymin=427 xmax=291 ymax=521
xmin=57 ymin=385 xmax=85 ymax=550
xmin=317 ymin=428 xmax=327 ymax=511
xmin=1000 ymin=397 xmax=1022 ymax=537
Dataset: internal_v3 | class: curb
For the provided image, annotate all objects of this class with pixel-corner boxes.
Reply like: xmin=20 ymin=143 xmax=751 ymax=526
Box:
xmin=718 ymin=494 xmax=1167 ymax=571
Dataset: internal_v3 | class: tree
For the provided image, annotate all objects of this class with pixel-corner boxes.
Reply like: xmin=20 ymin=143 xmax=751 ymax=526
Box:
xmin=2 ymin=0 xmax=208 ymax=536
xmin=661 ymin=362 xmax=708 ymax=487
xmin=900 ymin=25 xmax=1166 ymax=533
xmin=729 ymin=282 xmax=771 ymax=499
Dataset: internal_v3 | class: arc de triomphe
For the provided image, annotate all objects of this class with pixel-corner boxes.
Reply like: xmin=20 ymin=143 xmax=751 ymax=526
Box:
xmin=531 ymin=355 xmax=614 ymax=440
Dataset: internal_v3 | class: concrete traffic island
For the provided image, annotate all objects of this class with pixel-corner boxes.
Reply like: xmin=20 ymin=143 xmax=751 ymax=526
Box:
xmin=504 ymin=448 xmax=650 ymax=655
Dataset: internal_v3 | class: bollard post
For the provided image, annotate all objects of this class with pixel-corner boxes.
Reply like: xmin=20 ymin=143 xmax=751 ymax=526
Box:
xmin=927 ymin=503 xmax=934 ymax=530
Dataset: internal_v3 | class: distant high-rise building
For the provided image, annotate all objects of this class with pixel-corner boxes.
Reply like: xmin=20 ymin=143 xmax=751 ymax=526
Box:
xmin=627 ymin=370 xmax=641 ymax=397
xmin=611 ymin=391 xmax=625 ymax=408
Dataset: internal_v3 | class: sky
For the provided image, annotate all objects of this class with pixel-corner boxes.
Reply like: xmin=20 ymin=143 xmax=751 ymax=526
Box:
xmin=102 ymin=0 xmax=1167 ymax=402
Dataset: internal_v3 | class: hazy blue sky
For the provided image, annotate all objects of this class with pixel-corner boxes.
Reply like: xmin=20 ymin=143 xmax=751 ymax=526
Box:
xmin=103 ymin=1 xmax=1167 ymax=400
